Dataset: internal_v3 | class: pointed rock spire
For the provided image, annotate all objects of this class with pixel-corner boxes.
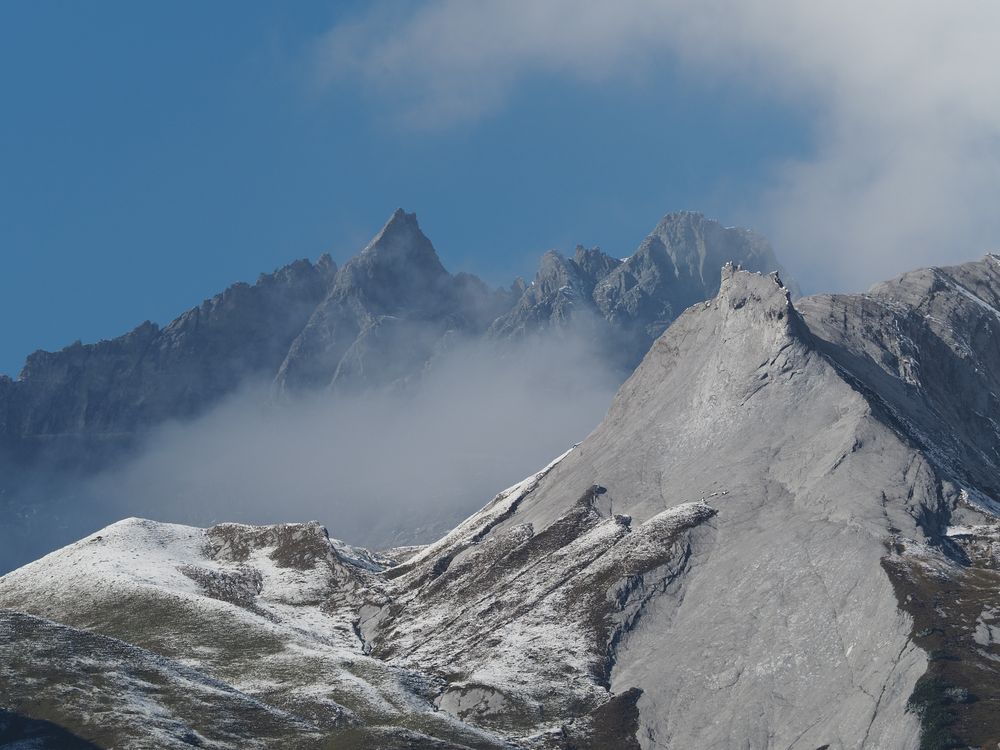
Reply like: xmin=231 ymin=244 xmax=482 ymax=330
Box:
xmin=331 ymin=209 xmax=450 ymax=311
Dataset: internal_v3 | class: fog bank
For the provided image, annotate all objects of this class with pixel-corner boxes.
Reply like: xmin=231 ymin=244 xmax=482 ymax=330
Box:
xmin=82 ymin=331 xmax=621 ymax=551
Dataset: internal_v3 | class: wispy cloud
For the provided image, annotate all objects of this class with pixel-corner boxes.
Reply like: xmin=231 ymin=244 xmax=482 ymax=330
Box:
xmin=320 ymin=0 xmax=1000 ymax=290
xmin=317 ymin=1 xmax=674 ymax=126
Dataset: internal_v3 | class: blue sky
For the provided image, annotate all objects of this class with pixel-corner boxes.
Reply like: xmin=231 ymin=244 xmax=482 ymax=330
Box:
xmin=3 ymin=1 xmax=998 ymax=377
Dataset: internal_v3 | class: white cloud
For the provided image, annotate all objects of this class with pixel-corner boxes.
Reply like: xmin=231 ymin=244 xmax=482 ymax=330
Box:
xmin=321 ymin=0 xmax=1000 ymax=290
xmin=319 ymin=1 xmax=672 ymax=125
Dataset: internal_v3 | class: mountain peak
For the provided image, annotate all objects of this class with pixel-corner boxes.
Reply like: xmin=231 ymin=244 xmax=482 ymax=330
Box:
xmin=345 ymin=209 xmax=447 ymax=284
xmin=649 ymin=210 xmax=713 ymax=236
xmin=658 ymin=209 xmax=704 ymax=222
xmin=718 ymin=263 xmax=798 ymax=328
xmin=364 ymin=208 xmax=424 ymax=252
xmin=573 ymin=245 xmax=621 ymax=281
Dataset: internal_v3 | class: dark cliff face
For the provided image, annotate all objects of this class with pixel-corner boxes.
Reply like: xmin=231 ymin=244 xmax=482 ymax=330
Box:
xmin=0 ymin=209 xmax=794 ymax=470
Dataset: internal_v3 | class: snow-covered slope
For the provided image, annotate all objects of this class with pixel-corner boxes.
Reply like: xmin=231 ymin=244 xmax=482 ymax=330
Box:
xmin=0 ymin=518 xmax=511 ymax=749
xmin=4 ymin=257 xmax=1000 ymax=748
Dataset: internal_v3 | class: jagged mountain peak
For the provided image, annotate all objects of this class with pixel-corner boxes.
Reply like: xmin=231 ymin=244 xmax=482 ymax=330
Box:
xmin=644 ymin=210 xmax=732 ymax=255
xmin=530 ymin=245 xmax=626 ymax=287
xmin=369 ymin=206 xmax=416 ymax=241
xmin=314 ymin=252 xmax=338 ymax=285
xmin=348 ymin=208 xmax=446 ymax=280
xmin=645 ymin=211 xmax=788 ymax=285
xmin=537 ymin=247 xmax=566 ymax=266
xmin=652 ymin=208 xmax=707 ymax=226
xmin=323 ymin=208 xmax=456 ymax=320
xmin=650 ymin=209 xmax=752 ymax=237
xmin=486 ymin=248 xmax=607 ymax=340
xmin=273 ymin=209 xmax=512 ymax=393
xmin=573 ymin=244 xmax=622 ymax=281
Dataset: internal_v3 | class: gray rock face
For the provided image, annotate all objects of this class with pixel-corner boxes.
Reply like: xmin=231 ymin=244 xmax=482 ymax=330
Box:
xmin=492 ymin=211 xmax=795 ymax=368
xmin=488 ymin=247 xmax=620 ymax=339
xmin=274 ymin=209 xmax=516 ymax=393
xmin=799 ymin=255 xmax=1000 ymax=509
xmin=368 ymin=256 xmax=1000 ymax=748
xmin=0 ymin=258 xmax=332 ymax=469
xmin=5 ymin=256 xmax=1000 ymax=748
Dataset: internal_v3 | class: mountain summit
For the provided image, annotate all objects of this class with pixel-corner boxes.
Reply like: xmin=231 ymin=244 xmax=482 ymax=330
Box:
xmin=345 ymin=208 xmax=450 ymax=305
xmin=272 ymin=210 xmax=508 ymax=394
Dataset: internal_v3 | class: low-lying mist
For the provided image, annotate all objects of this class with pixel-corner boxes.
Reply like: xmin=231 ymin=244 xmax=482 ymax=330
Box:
xmin=77 ymin=331 xmax=621 ymax=553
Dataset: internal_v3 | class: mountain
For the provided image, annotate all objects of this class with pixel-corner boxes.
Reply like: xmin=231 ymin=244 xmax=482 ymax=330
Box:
xmin=0 ymin=258 xmax=333 ymax=470
xmin=273 ymin=209 xmax=516 ymax=394
xmin=3 ymin=255 xmax=1000 ymax=747
xmin=490 ymin=211 xmax=795 ymax=369
xmin=0 ymin=209 xmax=790 ymax=473
xmin=0 ymin=208 xmax=792 ymax=578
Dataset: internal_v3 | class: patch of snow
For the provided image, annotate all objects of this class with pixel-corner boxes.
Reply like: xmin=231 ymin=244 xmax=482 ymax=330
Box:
xmin=330 ymin=538 xmax=388 ymax=572
xmin=0 ymin=515 xmax=467 ymax=737
xmin=958 ymin=487 xmax=1000 ymax=518
xmin=946 ymin=525 xmax=981 ymax=537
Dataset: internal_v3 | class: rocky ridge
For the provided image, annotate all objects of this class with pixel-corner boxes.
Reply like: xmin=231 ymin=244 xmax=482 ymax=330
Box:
xmin=0 ymin=209 xmax=790 ymax=472
xmin=0 ymin=257 xmax=333 ymax=469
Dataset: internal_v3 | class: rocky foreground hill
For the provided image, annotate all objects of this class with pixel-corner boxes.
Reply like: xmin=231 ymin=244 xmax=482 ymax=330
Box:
xmin=2 ymin=256 xmax=1000 ymax=748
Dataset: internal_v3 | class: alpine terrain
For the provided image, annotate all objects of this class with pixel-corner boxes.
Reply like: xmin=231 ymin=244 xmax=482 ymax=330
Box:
xmin=3 ymin=254 xmax=1000 ymax=748
xmin=0 ymin=209 xmax=790 ymax=469
xmin=0 ymin=209 xmax=792 ymax=572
